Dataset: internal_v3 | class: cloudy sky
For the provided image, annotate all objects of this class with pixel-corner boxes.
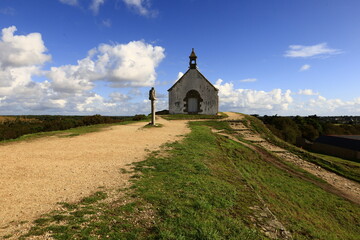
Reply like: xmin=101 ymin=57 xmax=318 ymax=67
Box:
xmin=0 ymin=0 xmax=360 ymax=116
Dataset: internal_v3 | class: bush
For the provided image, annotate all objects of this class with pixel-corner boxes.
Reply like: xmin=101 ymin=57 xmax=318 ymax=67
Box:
xmin=132 ymin=114 xmax=147 ymax=121
xmin=156 ymin=109 xmax=169 ymax=115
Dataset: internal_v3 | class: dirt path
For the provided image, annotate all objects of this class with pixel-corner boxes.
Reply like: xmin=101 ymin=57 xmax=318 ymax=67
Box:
xmin=0 ymin=118 xmax=190 ymax=237
xmin=222 ymin=112 xmax=360 ymax=204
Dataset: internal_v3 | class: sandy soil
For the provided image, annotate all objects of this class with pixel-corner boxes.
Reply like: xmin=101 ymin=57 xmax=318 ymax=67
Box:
xmin=0 ymin=117 xmax=189 ymax=237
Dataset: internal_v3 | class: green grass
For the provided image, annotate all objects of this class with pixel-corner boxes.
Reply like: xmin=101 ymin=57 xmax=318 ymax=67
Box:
xmin=143 ymin=123 xmax=164 ymax=128
xmin=313 ymin=152 xmax=360 ymax=167
xmin=218 ymin=137 xmax=359 ymax=240
xmin=311 ymin=152 xmax=360 ymax=181
xmin=196 ymin=121 xmax=359 ymax=239
xmin=21 ymin=191 xmax=110 ymax=239
xmin=161 ymin=112 xmax=227 ymax=120
xmin=195 ymin=120 xmax=233 ymax=132
xmin=132 ymin=122 xmax=263 ymax=239
xmin=21 ymin=120 xmax=360 ymax=240
xmin=80 ymin=191 xmax=108 ymax=205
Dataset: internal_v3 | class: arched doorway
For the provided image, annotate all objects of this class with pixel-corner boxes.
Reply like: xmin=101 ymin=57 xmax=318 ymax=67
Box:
xmin=184 ymin=90 xmax=203 ymax=114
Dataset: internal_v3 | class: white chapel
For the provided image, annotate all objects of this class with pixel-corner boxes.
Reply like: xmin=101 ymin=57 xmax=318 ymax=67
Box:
xmin=168 ymin=49 xmax=219 ymax=115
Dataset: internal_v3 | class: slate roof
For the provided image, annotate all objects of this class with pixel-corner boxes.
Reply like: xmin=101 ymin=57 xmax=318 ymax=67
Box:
xmin=315 ymin=135 xmax=360 ymax=151
xmin=167 ymin=68 xmax=218 ymax=92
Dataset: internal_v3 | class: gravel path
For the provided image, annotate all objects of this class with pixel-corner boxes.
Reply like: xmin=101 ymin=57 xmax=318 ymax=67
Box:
xmin=0 ymin=118 xmax=189 ymax=237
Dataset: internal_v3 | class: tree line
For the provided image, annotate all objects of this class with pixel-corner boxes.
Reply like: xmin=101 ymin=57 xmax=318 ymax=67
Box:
xmin=256 ymin=115 xmax=360 ymax=145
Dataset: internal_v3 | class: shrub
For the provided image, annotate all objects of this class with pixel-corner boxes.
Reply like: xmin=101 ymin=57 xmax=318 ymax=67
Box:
xmin=132 ymin=114 xmax=147 ymax=121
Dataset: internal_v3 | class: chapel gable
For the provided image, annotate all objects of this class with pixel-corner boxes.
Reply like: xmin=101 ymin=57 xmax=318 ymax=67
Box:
xmin=168 ymin=49 xmax=219 ymax=115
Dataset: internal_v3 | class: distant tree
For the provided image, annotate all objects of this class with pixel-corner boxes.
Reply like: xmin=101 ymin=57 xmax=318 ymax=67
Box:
xmin=262 ymin=116 xmax=301 ymax=144
xmin=257 ymin=115 xmax=360 ymax=146
xmin=301 ymin=124 xmax=319 ymax=141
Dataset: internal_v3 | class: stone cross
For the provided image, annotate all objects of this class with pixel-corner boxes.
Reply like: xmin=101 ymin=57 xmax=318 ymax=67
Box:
xmin=149 ymin=87 xmax=156 ymax=125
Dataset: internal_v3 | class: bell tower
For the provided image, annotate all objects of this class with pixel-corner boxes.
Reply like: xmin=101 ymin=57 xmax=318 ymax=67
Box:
xmin=189 ymin=48 xmax=197 ymax=69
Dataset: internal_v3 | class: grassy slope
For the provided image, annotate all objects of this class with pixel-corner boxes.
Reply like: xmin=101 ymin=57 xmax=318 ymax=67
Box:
xmin=243 ymin=115 xmax=360 ymax=183
xmin=20 ymin=120 xmax=359 ymax=240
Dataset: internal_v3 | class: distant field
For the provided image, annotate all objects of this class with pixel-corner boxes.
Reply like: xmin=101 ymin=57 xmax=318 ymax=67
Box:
xmin=0 ymin=116 xmax=39 ymax=123
xmin=0 ymin=116 xmax=15 ymax=122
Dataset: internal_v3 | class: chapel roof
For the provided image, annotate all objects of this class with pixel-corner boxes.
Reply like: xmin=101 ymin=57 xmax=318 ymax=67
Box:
xmin=168 ymin=49 xmax=218 ymax=92
xmin=168 ymin=68 xmax=218 ymax=92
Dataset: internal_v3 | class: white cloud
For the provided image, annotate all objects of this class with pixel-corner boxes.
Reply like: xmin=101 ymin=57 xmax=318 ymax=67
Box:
xmin=214 ymin=79 xmax=360 ymax=116
xmin=169 ymin=72 xmax=184 ymax=84
xmin=177 ymin=72 xmax=184 ymax=79
xmin=284 ymin=43 xmax=342 ymax=58
xmin=299 ymin=64 xmax=311 ymax=71
xmin=94 ymin=40 xmax=165 ymax=87
xmin=109 ymin=92 xmax=131 ymax=102
xmin=0 ymin=26 xmax=51 ymax=103
xmin=49 ymin=99 xmax=67 ymax=108
xmin=298 ymin=89 xmax=319 ymax=96
xmin=123 ymin=0 xmax=156 ymax=16
xmin=0 ymin=66 xmax=40 ymax=90
xmin=0 ymin=26 xmax=51 ymax=68
xmin=76 ymin=93 xmax=104 ymax=112
xmin=59 ymin=0 xmax=104 ymax=14
xmin=59 ymin=0 xmax=155 ymax=16
xmin=46 ymin=40 xmax=165 ymax=92
xmin=0 ymin=26 xmax=166 ymax=115
xmin=0 ymin=7 xmax=15 ymax=15
xmin=102 ymin=19 xmax=112 ymax=27
xmin=214 ymin=79 xmax=293 ymax=114
xmin=59 ymin=0 xmax=78 ymax=6
xmin=90 ymin=0 xmax=105 ymax=14
xmin=47 ymin=58 xmax=95 ymax=93
xmin=0 ymin=78 xmax=68 ymax=113
xmin=318 ymin=96 xmax=326 ymax=101
xmin=240 ymin=78 xmax=257 ymax=83
xmin=128 ymin=88 xmax=142 ymax=96
xmin=295 ymin=95 xmax=360 ymax=115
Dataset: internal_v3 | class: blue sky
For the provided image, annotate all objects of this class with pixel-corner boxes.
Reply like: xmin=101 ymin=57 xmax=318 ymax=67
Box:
xmin=0 ymin=0 xmax=360 ymax=116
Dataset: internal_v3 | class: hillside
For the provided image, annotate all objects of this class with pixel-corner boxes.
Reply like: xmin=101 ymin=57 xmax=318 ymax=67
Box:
xmin=3 ymin=113 xmax=360 ymax=240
